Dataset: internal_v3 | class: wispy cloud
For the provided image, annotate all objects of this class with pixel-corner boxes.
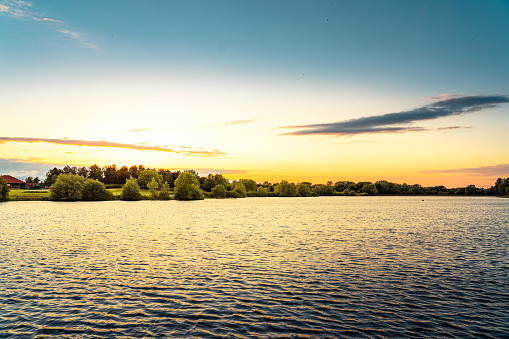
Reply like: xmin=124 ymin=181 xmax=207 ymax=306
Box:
xmin=33 ymin=16 xmax=62 ymax=23
xmin=126 ymin=127 xmax=151 ymax=133
xmin=417 ymin=164 xmax=509 ymax=177
xmin=436 ymin=126 xmax=472 ymax=131
xmin=0 ymin=137 xmax=228 ymax=158
xmin=281 ymin=94 xmax=509 ymax=136
xmin=59 ymin=29 xmax=80 ymax=38
xmin=0 ymin=0 xmax=30 ymax=17
xmin=419 ymin=93 xmax=463 ymax=101
xmin=222 ymin=120 xmax=255 ymax=125
xmin=0 ymin=0 xmax=95 ymax=48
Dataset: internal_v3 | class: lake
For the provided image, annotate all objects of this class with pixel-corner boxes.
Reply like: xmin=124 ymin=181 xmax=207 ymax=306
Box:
xmin=1 ymin=197 xmax=508 ymax=338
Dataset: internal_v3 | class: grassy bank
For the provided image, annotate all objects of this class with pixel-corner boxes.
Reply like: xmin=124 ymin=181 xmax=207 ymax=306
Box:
xmin=8 ymin=190 xmax=51 ymax=200
xmin=7 ymin=188 xmax=153 ymax=201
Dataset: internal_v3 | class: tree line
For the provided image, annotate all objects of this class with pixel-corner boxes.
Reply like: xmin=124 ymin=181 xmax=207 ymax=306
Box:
xmin=1 ymin=164 xmax=508 ymax=202
xmin=43 ymin=164 xmax=509 ymax=196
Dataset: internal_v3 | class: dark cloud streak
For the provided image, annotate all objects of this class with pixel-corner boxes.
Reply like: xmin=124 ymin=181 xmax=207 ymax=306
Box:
xmin=282 ymin=95 xmax=509 ymax=136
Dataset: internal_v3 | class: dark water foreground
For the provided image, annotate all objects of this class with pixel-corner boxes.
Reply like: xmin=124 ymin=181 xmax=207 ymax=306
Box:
xmin=1 ymin=197 xmax=508 ymax=338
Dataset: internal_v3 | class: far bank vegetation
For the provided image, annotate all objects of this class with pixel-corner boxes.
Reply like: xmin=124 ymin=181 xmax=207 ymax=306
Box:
xmin=1 ymin=164 xmax=508 ymax=202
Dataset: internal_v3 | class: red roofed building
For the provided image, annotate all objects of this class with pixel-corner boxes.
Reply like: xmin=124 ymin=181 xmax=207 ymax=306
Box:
xmin=2 ymin=175 xmax=26 ymax=189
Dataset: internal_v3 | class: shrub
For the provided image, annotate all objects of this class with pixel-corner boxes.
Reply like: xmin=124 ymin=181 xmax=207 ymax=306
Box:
xmin=137 ymin=169 xmax=163 ymax=188
xmin=147 ymin=178 xmax=159 ymax=199
xmin=342 ymin=188 xmax=356 ymax=196
xmin=159 ymin=181 xmax=172 ymax=200
xmin=174 ymin=171 xmax=203 ymax=200
xmin=274 ymin=180 xmax=297 ymax=197
xmin=0 ymin=176 xmax=10 ymax=201
xmin=121 ymin=177 xmax=142 ymax=201
xmin=211 ymin=184 xmax=227 ymax=199
xmin=247 ymin=191 xmax=257 ymax=197
xmin=82 ymin=179 xmax=113 ymax=201
xmin=50 ymin=173 xmax=86 ymax=201
xmin=231 ymin=181 xmax=247 ymax=198
xmin=313 ymin=184 xmax=334 ymax=196
xmin=256 ymin=186 xmax=268 ymax=197
xmin=297 ymin=183 xmax=311 ymax=197
xmin=225 ymin=191 xmax=237 ymax=198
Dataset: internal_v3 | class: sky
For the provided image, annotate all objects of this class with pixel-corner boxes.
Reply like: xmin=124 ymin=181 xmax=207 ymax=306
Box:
xmin=1 ymin=0 xmax=509 ymax=187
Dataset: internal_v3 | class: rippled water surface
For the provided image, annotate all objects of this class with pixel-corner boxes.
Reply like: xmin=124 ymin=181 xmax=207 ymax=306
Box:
xmin=1 ymin=197 xmax=508 ymax=338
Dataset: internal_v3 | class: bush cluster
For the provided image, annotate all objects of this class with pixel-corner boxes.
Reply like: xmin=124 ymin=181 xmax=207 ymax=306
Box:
xmin=50 ymin=174 xmax=112 ymax=201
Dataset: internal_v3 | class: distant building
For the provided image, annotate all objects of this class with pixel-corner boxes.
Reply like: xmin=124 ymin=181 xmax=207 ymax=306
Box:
xmin=26 ymin=183 xmax=42 ymax=190
xmin=2 ymin=175 xmax=26 ymax=189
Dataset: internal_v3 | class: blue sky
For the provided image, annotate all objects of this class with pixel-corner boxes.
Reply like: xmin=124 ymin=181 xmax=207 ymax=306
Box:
xmin=1 ymin=0 xmax=509 ymax=186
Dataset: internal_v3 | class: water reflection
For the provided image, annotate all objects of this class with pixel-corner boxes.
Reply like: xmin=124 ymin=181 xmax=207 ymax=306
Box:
xmin=1 ymin=197 xmax=508 ymax=338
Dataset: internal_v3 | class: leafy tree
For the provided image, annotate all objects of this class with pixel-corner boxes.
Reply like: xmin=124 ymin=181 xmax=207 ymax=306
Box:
xmin=274 ymin=180 xmax=297 ymax=197
xmin=121 ymin=177 xmax=142 ymax=201
xmin=202 ymin=174 xmax=228 ymax=192
xmin=137 ymin=169 xmax=163 ymax=188
xmin=240 ymin=179 xmax=257 ymax=192
xmin=33 ymin=177 xmax=40 ymax=184
xmin=50 ymin=173 xmax=86 ymax=201
xmin=465 ymin=184 xmax=479 ymax=195
xmin=343 ymin=187 xmax=356 ymax=196
xmin=128 ymin=165 xmax=140 ymax=179
xmin=62 ymin=165 xmax=78 ymax=175
xmin=211 ymin=184 xmax=227 ymax=198
xmin=231 ymin=181 xmax=247 ymax=198
xmin=494 ymin=177 xmax=509 ymax=196
xmin=159 ymin=182 xmax=171 ymax=200
xmin=147 ymin=178 xmax=159 ymax=199
xmin=375 ymin=180 xmax=397 ymax=194
xmin=348 ymin=183 xmax=358 ymax=192
xmin=313 ymin=184 xmax=333 ymax=196
xmin=26 ymin=177 xmax=34 ymax=183
xmin=159 ymin=170 xmax=181 ymax=189
xmin=44 ymin=167 xmax=63 ymax=185
xmin=408 ymin=184 xmax=423 ymax=195
xmin=103 ymin=165 xmax=118 ymax=184
xmin=361 ymin=183 xmax=378 ymax=195
xmin=334 ymin=181 xmax=346 ymax=192
xmin=89 ymin=164 xmax=104 ymax=181
xmin=0 ymin=176 xmax=10 ymax=201
xmin=117 ymin=165 xmax=130 ymax=184
xmin=78 ymin=167 xmax=89 ymax=178
xmin=297 ymin=183 xmax=311 ymax=197
xmin=174 ymin=171 xmax=203 ymax=200
xmin=82 ymin=179 xmax=113 ymax=201
xmin=256 ymin=186 xmax=268 ymax=197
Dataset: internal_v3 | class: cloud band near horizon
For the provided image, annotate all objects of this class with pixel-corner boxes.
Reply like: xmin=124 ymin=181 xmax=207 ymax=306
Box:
xmin=417 ymin=164 xmax=509 ymax=176
xmin=0 ymin=137 xmax=227 ymax=157
xmin=281 ymin=94 xmax=509 ymax=136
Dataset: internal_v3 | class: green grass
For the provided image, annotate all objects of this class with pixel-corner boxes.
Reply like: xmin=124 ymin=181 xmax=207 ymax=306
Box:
xmin=107 ymin=188 xmax=151 ymax=197
xmin=8 ymin=188 xmax=161 ymax=201
xmin=8 ymin=189 xmax=50 ymax=200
